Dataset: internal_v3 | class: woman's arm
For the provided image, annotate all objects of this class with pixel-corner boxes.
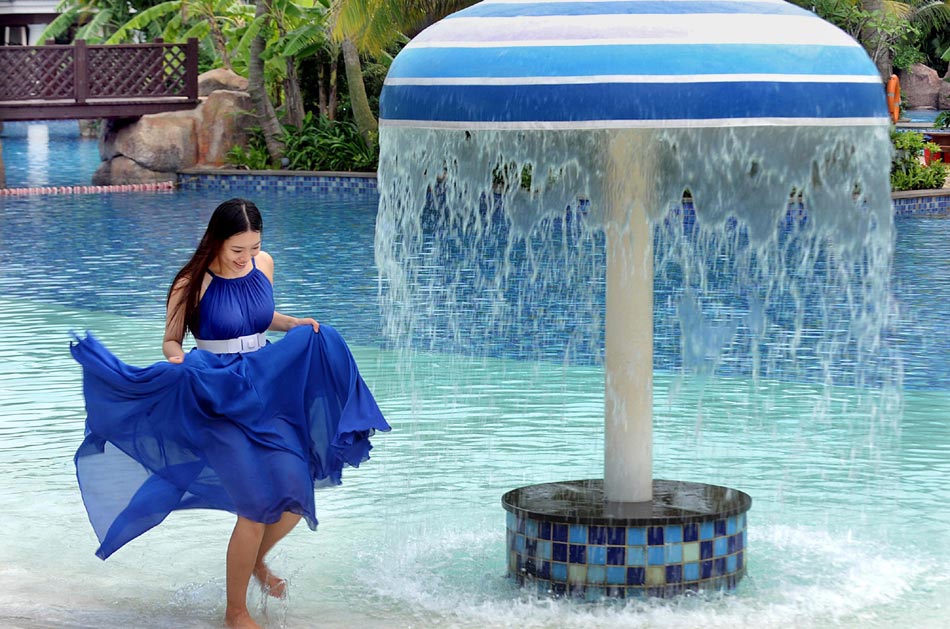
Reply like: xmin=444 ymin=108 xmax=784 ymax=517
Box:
xmin=269 ymin=311 xmax=320 ymax=333
xmin=164 ymin=278 xmax=188 ymax=363
xmin=256 ymin=251 xmax=320 ymax=333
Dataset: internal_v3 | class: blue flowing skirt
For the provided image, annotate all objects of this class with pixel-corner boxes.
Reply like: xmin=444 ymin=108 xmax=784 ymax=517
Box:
xmin=70 ymin=324 xmax=390 ymax=559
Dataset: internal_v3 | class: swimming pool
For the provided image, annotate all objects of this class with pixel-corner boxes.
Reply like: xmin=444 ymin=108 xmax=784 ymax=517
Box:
xmin=1 ymin=120 xmax=102 ymax=188
xmin=0 ymin=189 xmax=947 ymax=628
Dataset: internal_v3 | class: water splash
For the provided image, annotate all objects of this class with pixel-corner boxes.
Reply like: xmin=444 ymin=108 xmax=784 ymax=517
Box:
xmin=376 ymin=125 xmax=899 ymax=394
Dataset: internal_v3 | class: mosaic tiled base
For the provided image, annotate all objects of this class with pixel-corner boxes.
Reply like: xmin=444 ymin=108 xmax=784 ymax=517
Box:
xmin=176 ymin=170 xmax=378 ymax=195
xmin=177 ymin=170 xmax=950 ymax=217
xmin=502 ymin=479 xmax=751 ymax=600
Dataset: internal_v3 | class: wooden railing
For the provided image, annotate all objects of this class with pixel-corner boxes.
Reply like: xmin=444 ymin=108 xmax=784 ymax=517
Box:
xmin=0 ymin=38 xmax=199 ymax=120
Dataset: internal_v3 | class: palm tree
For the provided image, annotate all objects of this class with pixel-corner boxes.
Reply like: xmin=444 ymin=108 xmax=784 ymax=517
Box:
xmin=247 ymin=0 xmax=286 ymax=162
xmin=799 ymin=0 xmax=950 ymax=78
xmin=329 ymin=0 xmax=479 ymax=150
xmin=105 ymin=0 xmax=254 ymax=70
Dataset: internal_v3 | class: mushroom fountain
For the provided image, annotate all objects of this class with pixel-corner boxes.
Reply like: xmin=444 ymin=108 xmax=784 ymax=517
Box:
xmin=375 ymin=0 xmax=893 ymax=599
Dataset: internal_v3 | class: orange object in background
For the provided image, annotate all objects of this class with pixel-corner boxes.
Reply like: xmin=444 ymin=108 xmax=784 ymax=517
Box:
xmin=886 ymin=74 xmax=901 ymax=123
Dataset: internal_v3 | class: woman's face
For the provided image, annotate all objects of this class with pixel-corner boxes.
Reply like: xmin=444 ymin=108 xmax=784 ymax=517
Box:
xmin=217 ymin=230 xmax=261 ymax=276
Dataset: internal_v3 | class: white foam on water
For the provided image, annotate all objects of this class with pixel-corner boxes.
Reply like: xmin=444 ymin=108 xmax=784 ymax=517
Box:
xmin=351 ymin=522 xmax=943 ymax=629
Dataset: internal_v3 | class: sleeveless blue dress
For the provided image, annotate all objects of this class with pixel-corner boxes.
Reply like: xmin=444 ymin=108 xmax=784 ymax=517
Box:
xmin=70 ymin=259 xmax=390 ymax=559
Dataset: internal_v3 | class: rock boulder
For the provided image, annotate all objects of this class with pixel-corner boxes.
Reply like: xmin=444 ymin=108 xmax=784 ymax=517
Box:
xmin=199 ymin=68 xmax=249 ymax=97
xmin=92 ymin=155 xmax=178 ymax=186
xmin=899 ymin=63 xmax=942 ymax=110
xmin=95 ymin=85 xmax=255 ymax=185
xmin=195 ymin=90 xmax=255 ymax=166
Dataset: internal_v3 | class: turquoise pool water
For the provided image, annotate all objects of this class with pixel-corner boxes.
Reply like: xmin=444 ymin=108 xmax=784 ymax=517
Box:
xmin=1 ymin=121 xmax=102 ymax=188
xmin=0 ymin=190 xmax=948 ymax=628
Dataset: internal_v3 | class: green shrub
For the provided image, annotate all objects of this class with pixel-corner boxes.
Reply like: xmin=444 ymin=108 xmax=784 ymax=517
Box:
xmin=891 ymin=130 xmax=948 ymax=191
xmin=225 ymin=129 xmax=274 ymax=171
xmin=283 ymin=112 xmax=377 ymax=172
xmin=226 ymin=116 xmax=379 ymax=172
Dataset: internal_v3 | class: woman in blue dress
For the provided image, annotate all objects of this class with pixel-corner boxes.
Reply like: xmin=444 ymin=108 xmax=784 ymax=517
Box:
xmin=71 ymin=198 xmax=390 ymax=629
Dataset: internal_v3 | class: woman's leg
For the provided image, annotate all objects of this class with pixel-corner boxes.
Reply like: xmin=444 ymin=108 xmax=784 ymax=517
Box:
xmin=253 ymin=512 xmax=303 ymax=598
xmin=225 ymin=516 xmax=267 ymax=628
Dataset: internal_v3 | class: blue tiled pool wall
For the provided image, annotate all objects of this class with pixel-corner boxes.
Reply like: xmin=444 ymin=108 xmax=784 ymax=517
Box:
xmin=892 ymin=193 xmax=950 ymax=216
xmin=177 ymin=171 xmax=377 ymax=195
xmin=505 ymin=511 xmax=748 ymax=599
xmin=176 ymin=171 xmax=949 ymax=216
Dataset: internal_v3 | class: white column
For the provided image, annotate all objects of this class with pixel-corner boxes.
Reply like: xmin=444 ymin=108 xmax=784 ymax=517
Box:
xmin=28 ymin=24 xmax=49 ymax=46
xmin=603 ymin=131 xmax=654 ymax=503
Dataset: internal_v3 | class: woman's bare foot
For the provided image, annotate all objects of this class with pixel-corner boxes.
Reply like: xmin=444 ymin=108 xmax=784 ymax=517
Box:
xmin=224 ymin=607 xmax=261 ymax=629
xmin=253 ymin=562 xmax=287 ymax=598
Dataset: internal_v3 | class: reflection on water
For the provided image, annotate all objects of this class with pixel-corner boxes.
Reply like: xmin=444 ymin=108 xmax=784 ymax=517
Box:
xmin=1 ymin=121 xmax=102 ymax=188
xmin=0 ymin=193 xmax=948 ymax=628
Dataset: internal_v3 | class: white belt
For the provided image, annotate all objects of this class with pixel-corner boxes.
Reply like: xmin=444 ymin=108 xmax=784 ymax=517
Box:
xmin=195 ymin=332 xmax=267 ymax=354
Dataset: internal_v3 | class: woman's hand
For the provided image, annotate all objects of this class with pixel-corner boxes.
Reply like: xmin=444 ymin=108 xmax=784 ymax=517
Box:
xmin=270 ymin=311 xmax=320 ymax=333
xmin=295 ymin=317 xmax=320 ymax=333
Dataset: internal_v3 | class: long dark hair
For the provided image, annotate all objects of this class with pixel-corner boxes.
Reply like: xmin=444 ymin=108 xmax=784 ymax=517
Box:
xmin=167 ymin=198 xmax=264 ymax=338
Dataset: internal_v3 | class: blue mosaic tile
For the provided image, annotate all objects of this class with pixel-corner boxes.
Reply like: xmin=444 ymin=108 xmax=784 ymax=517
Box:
xmin=538 ymin=540 xmax=552 ymax=560
xmin=683 ymin=522 xmax=699 ymax=542
xmin=627 ymin=567 xmax=645 ymax=585
xmin=666 ymin=565 xmax=683 ymax=584
xmin=607 ymin=527 xmax=625 ymax=545
xmin=569 ymin=524 xmax=587 ymax=544
xmin=525 ymin=519 xmax=538 ymax=538
xmin=627 ymin=527 xmax=647 ymax=545
xmin=666 ymin=543 xmax=683 ymax=563
xmin=700 ymin=521 xmax=715 ymax=540
xmin=728 ymin=534 xmax=737 ymax=554
xmin=539 ymin=521 xmax=552 ymax=540
xmin=553 ymin=542 xmax=567 ymax=562
xmin=607 ymin=566 xmax=626 ymax=585
xmin=606 ymin=546 xmax=625 ymax=566
xmin=525 ymin=538 xmax=537 ymax=557
xmin=588 ymin=565 xmax=607 ymax=583
xmin=552 ymin=562 xmax=568 ymax=581
xmin=569 ymin=544 xmax=587 ymax=563
xmin=715 ymin=557 xmax=728 ymax=576
xmin=588 ymin=526 xmax=606 ymax=545
xmin=664 ymin=524 xmax=683 ymax=542
xmin=648 ymin=546 xmax=665 ymax=565
xmin=714 ymin=537 xmax=728 ymax=557
xmin=552 ymin=524 xmax=568 ymax=542
xmin=737 ymin=551 xmax=744 ymax=570
xmin=626 ymin=546 xmax=646 ymax=566
xmin=701 ymin=560 xmax=714 ymax=579
xmin=515 ymin=534 xmax=525 ymax=553
xmin=588 ymin=546 xmax=607 ymax=565
xmin=727 ymin=554 xmax=737 ymax=573
xmin=648 ymin=527 xmax=664 ymax=545
xmin=727 ymin=516 xmax=737 ymax=535
xmin=700 ymin=540 xmax=714 ymax=560
xmin=715 ymin=519 xmax=727 ymax=536
xmin=684 ymin=562 xmax=700 ymax=581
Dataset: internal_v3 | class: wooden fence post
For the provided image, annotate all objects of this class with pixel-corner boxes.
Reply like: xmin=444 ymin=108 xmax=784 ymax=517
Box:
xmin=186 ymin=38 xmax=199 ymax=101
xmin=74 ymin=39 xmax=88 ymax=104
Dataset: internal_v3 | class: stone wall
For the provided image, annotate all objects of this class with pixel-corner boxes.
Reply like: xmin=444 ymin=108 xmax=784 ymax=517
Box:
xmin=93 ymin=69 xmax=254 ymax=186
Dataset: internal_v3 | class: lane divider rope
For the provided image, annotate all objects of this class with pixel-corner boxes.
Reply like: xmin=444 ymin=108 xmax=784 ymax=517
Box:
xmin=0 ymin=181 xmax=177 ymax=196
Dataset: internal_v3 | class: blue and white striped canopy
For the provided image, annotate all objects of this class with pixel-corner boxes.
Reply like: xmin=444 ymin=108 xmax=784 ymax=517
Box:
xmin=379 ymin=0 xmax=889 ymax=129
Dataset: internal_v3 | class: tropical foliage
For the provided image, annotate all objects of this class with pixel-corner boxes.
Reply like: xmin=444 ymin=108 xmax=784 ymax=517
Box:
xmin=890 ymin=130 xmax=949 ymax=190
xmin=227 ymin=112 xmax=377 ymax=172
xmin=793 ymin=0 xmax=950 ymax=76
